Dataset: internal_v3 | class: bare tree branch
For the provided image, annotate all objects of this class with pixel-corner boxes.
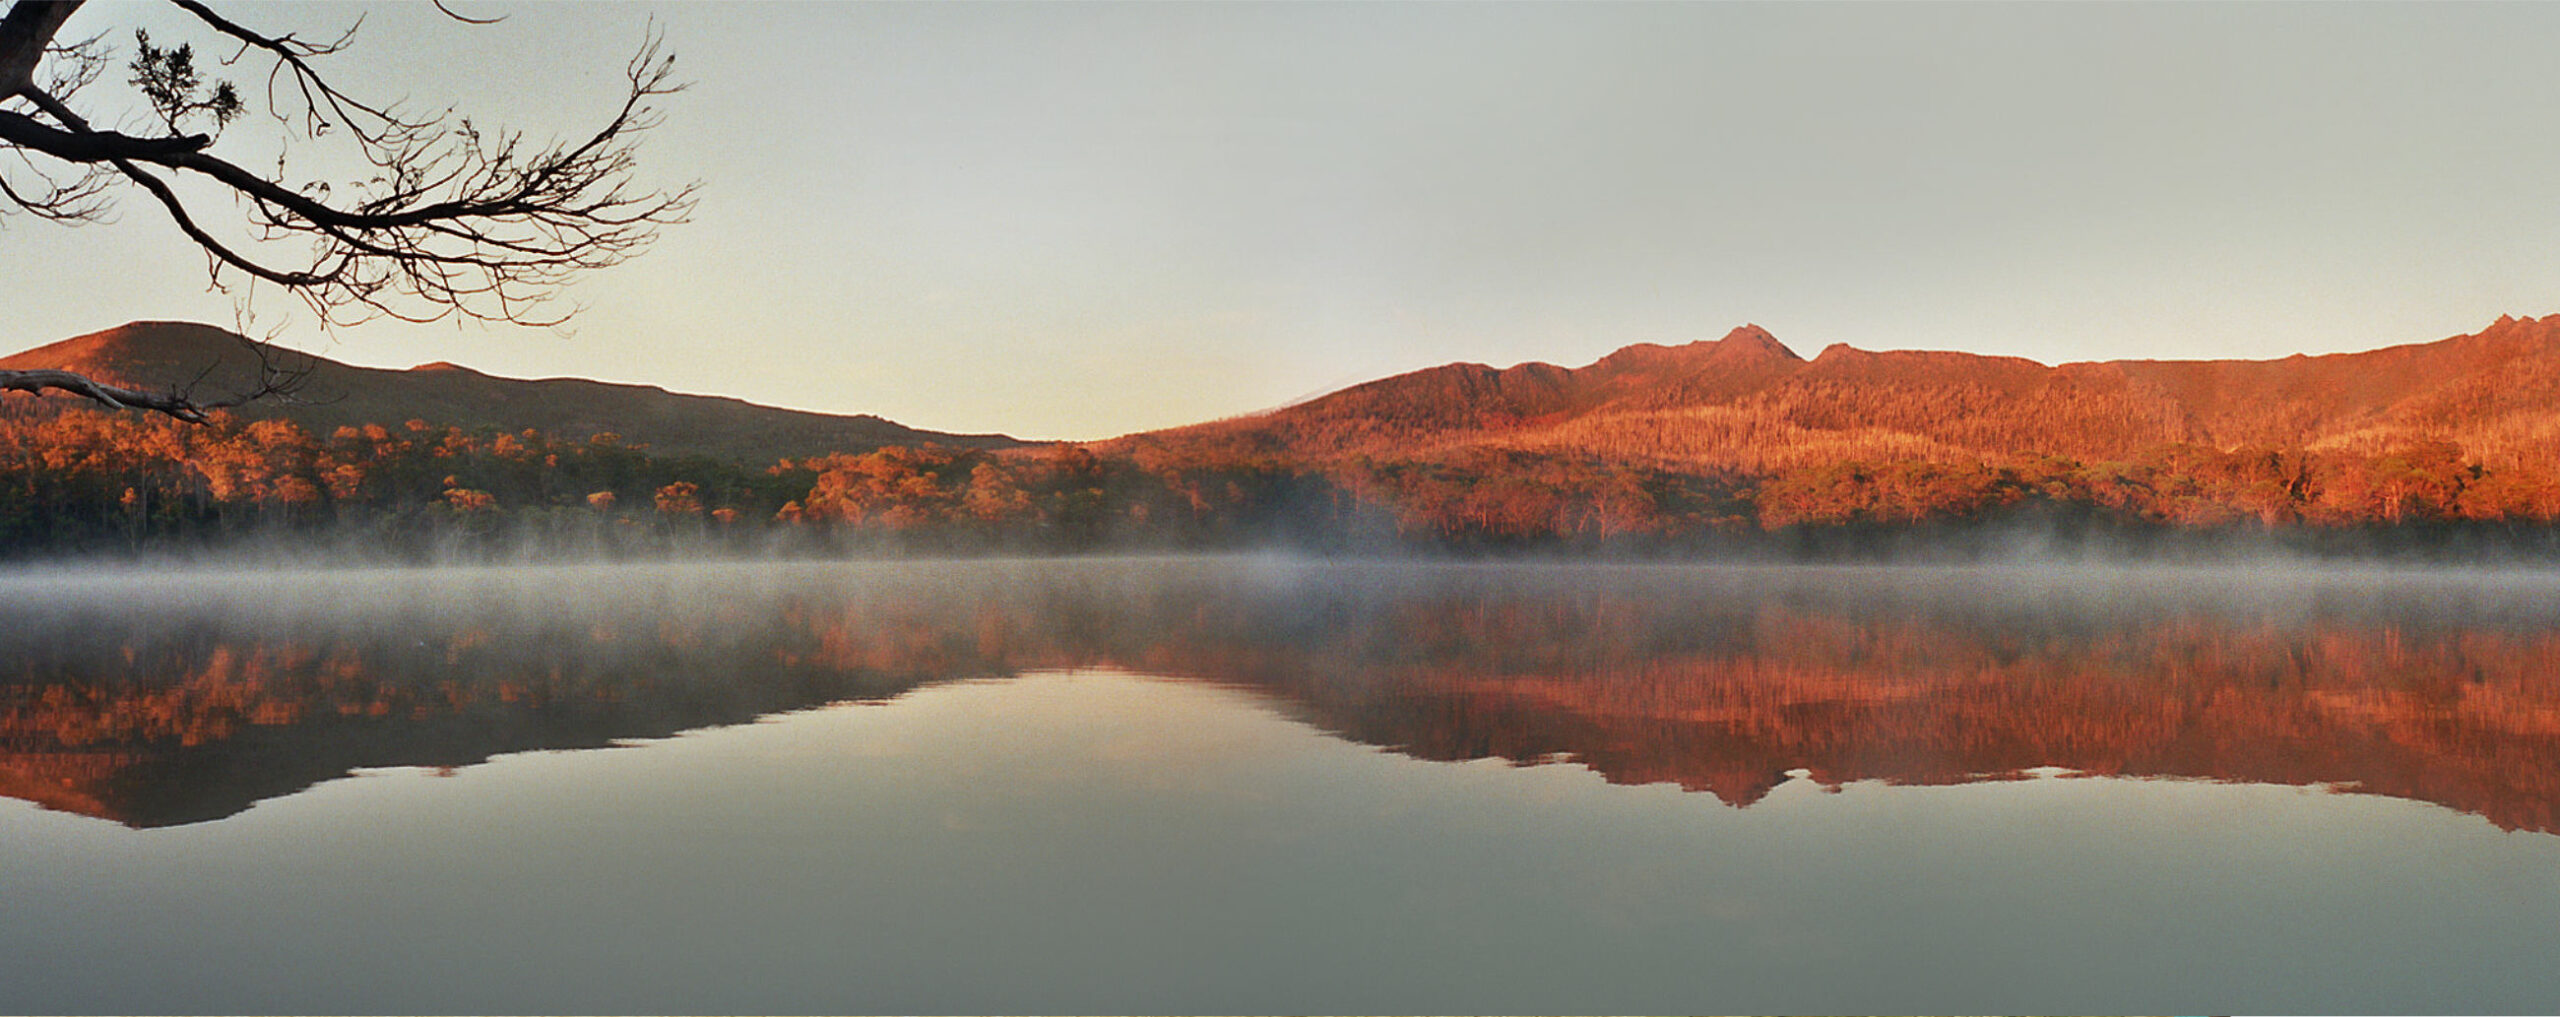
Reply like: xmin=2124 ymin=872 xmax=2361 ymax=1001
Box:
xmin=0 ymin=0 xmax=693 ymax=420
xmin=429 ymin=0 xmax=504 ymax=28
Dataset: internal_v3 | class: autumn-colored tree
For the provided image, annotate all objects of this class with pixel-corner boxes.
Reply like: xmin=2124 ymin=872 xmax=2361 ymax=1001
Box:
xmin=652 ymin=481 xmax=702 ymax=516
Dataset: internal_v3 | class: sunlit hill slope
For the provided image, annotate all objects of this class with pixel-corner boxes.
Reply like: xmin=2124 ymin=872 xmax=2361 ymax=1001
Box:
xmin=1122 ymin=315 xmax=2560 ymax=472
xmin=0 ymin=321 xmax=1023 ymax=463
xmin=13 ymin=316 xmax=2560 ymax=551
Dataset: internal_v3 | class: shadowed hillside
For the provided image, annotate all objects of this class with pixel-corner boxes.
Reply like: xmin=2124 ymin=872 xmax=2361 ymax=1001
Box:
xmin=0 ymin=322 xmax=1025 ymax=463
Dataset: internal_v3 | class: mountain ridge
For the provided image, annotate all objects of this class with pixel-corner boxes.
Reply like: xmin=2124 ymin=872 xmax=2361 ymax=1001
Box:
xmin=17 ymin=314 xmax=2560 ymax=476
xmin=1118 ymin=314 xmax=2560 ymax=472
xmin=0 ymin=321 xmax=1027 ymax=463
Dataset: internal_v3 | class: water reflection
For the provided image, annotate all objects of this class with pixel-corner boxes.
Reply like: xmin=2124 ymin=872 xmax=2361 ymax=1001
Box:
xmin=6 ymin=558 xmax=2560 ymax=832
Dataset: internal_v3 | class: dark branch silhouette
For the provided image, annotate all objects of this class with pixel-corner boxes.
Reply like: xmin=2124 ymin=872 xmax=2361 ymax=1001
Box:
xmin=0 ymin=0 xmax=693 ymax=421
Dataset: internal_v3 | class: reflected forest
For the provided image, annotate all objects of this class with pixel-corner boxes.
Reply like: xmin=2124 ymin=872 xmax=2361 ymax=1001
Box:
xmin=9 ymin=560 xmax=2557 ymax=834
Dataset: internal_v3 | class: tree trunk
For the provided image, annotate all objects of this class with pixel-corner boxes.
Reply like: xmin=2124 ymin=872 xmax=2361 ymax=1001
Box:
xmin=0 ymin=1 xmax=84 ymax=99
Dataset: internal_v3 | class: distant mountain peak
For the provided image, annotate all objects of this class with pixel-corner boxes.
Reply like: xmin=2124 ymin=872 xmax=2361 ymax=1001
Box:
xmin=1715 ymin=323 xmax=1800 ymax=361
xmin=1 ymin=320 xmax=259 ymax=388
xmin=1589 ymin=325 xmax=1801 ymax=374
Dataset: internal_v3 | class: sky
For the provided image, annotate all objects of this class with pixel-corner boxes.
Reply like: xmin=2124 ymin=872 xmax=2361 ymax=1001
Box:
xmin=8 ymin=1 xmax=2560 ymax=441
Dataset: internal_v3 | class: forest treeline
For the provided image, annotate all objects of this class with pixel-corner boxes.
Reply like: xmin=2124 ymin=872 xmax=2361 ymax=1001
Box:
xmin=9 ymin=398 xmax=2560 ymax=560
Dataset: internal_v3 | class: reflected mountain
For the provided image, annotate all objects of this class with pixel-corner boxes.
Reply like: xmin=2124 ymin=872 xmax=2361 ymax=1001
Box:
xmin=6 ymin=559 xmax=2560 ymax=831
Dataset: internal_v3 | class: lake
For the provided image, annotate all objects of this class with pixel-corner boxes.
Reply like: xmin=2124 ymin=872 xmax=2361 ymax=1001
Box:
xmin=4 ymin=556 xmax=2559 ymax=1013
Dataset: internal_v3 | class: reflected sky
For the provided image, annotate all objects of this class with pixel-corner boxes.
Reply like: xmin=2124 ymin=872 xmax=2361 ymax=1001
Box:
xmin=5 ymin=558 xmax=2560 ymax=1011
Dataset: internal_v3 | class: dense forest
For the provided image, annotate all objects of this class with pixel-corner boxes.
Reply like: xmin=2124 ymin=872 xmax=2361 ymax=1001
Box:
xmin=8 ymin=392 xmax=2560 ymax=561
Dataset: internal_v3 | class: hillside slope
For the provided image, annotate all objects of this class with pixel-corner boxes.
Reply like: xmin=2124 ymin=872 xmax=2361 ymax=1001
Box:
xmin=1122 ymin=315 xmax=2560 ymax=471
xmin=1 ymin=322 xmax=1024 ymax=462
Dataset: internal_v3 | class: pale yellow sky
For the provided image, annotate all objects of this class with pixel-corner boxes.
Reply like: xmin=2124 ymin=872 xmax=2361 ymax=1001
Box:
xmin=8 ymin=2 xmax=2560 ymax=440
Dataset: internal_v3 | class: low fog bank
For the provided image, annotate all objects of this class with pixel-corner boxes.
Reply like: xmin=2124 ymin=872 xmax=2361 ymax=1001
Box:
xmin=15 ymin=539 xmax=2560 ymax=627
xmin=14 ymin=505 xmax=2560 ymax=585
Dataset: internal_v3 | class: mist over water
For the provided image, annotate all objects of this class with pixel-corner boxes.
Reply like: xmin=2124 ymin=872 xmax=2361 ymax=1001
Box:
xmin=6 ymin=556 xmax=2560 ymax=1012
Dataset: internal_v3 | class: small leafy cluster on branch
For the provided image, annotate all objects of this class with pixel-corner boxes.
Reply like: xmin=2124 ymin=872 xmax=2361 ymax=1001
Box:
xmin=127 ymin=28 xmax=237 ymax=136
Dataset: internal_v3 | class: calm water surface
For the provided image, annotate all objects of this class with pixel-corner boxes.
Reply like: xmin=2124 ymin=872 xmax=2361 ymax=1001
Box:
xmin=4 ymin=556 xmax=2560 ymax=1012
